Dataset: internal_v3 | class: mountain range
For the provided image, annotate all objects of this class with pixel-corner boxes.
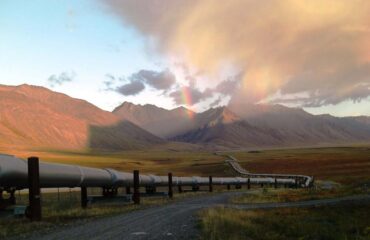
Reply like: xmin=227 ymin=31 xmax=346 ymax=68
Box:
xmin=0 ymin=84 xmax=163 ymax=151
xmin=1 ymin=84 xmax=370 ymax=151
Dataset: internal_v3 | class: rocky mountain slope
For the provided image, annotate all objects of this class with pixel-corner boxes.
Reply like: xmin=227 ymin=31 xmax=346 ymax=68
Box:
xmin=115 ymin=101 xmax=370 ymax=148
xmin=2 ymin=84 xmax=370 ymax=151
xmin=113 ymin=102 xmax=195 ymax=138
xmin=0 ymin=84 xmax=164 ymax=150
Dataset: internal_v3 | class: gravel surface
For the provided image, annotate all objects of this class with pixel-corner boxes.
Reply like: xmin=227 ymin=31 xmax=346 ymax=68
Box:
xmin=26 ymin=192 xmax=241 ymax=240
xmin=22 ymin=193 xmax=370 ymax=240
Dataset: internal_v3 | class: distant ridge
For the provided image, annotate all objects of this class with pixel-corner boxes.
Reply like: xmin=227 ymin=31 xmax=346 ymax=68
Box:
xmin=228 ymin=102 xmax=370 ymax=146
xmin=116 ymin=101 xmax=370 ymax=149
xmin=1 ymin=84 xmax=370 ymax=151
xmin=113 ymin=101 xmax=195 ymax=138
xmin=0 ymin=84 xmax=164 ymax=151
xmin=171 ymin=107 xmax=284 ymax=149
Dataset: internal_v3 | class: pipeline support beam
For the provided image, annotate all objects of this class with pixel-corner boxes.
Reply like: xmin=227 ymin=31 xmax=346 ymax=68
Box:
xmin=168 ymin=173 xmax=173 ymax=199
xmin=27 ymin=157 xmax=41 ymax=221
xmin=133 ymin=170 xmax=140 ymax=204
xmin=81 ymin=187 xmax=88 ymax=208
xmin=209 ymin=176 xmax=213 ymax=192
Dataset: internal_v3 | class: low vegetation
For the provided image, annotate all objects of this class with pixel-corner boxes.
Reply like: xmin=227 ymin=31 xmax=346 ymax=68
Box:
xmin=6 ymin=146 xmax=370 ymax=185
xmin=231 ymin=185 xmax=368 ymax=204
xmin=0 ymin=146 xmax=369 ymax=238
xmin=199 ymin=203 xmax=370 ymax=240
xmin=200 ymin=183 xmax=370 ymax=240
xmin=228 ymin=146 xmax=370 ymax=185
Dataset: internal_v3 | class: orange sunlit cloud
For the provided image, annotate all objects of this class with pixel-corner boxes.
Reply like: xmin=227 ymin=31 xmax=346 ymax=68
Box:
xmin=103 ymin=0 xmax=370 ymax=107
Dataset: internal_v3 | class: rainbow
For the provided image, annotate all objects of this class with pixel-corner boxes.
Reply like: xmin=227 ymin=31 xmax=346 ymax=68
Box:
xmin=181 ymin=87 xmax=195 ymax=118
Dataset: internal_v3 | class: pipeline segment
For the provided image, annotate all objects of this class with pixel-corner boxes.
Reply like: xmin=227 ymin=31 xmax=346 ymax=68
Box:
xmin=0 ymin=154 xmax=298 ymax=190
xmin=224 ymin=155 xmax=313 ymax=187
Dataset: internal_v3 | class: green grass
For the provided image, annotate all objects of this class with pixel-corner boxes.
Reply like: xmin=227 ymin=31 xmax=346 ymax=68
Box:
xmin=199 ymin=203 xmax=370 ymax=240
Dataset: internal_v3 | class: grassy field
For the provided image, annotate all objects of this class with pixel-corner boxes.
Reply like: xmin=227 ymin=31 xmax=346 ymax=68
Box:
xmin=231 ymin=186 xmax=368 ymax=204
xmin=8 ymin=148 xmax=226 ymax=176
xmin=226 ymin=146 xmax=370 ymax=185
xmin=199 ymin=202 xmax=370 ymax=240
xmin=197 ymin=147 xmax=370 ymax=240
xmin=0 ymin=146 xmax=369 ymax=238
xmin=3 ymin=146 xmax=370 ymax=184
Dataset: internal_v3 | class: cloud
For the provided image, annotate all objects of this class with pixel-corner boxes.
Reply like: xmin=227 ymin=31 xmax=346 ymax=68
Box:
xmin=165 ymin=63 xmax=241 ymax=106
xmin=169 ymin=86 xmax=213 ymax=105
xmin=111 ymin=68 xmax=176 ymax=96
xmin=209 ymin=96 xmax=223 ymax=108
xmin=108 ymin=66 xmax=240 ymax=107
xmin=102 ymin=0 xmax=370 ymax=108
xmin=103 ymin=74 xmax=116 ymax=91
xmin=116 ymin=79 xmax=145 ymax=96
xmin=47 ymin=71 xmax=76 ymax=87
xmin=214 ymin=74 xmax=241 ymax=96
xmin=129 ymin=69 xmax=176 ymax=90
xmin=168 ymin=75 xmax=241 ymax=106
xmin=273 ymin=83 xmax=370 ymax=107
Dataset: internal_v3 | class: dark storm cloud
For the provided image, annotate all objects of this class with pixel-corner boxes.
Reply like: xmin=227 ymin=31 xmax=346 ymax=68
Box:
xmin=112 ymin=68 xmax=176 ymax=96
xmin=116 ymin=79 xmax=145 ymax=96
xmin=129 ymin=69 xmax=176 ymax=91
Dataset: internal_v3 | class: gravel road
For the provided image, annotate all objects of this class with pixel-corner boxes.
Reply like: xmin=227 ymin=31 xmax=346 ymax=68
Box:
xmin=24 ymin=193 xmax=370 ymax=240
xmin=27 ymin=192 xmax=241 ymax=240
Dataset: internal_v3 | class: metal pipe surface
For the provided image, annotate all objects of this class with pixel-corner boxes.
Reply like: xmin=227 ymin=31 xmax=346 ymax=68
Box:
xmin=0 ymin=154 xmax=300 ymax=190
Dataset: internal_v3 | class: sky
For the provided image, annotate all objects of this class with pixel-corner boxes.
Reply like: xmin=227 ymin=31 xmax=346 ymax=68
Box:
xmin=0 ymin=0 xmax=370 ymax=116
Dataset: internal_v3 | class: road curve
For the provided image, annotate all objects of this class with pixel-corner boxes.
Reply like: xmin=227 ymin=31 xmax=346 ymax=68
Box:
xmin=22 ymin=193 xmax=370 ymax=240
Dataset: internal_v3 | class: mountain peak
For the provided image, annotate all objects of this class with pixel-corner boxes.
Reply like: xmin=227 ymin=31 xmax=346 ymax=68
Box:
xmin=0 ymin=83 xmax=45 ymax=92
xmin=113 ymin=101 xmax=136 ymax=112
xmin=113 ymin=101 xmax=169 ymax=113
xmin=171 ymin=106 xmax=194 ymax=116
xmin=219 ymin=107 xmax=240 ymax=123
xmin=197 ymin=106 xmax=240 ymax=127
xmin=0 ymin=84 xmax=164 ymax=151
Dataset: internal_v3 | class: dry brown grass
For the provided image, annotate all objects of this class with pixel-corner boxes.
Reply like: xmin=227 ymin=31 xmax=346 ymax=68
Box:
xmin=228 ymin=147 xmax=370 ymax=185
xmin=199 ymin=203 xmax=370 ymax=240
xmin=1 ymin=146 xmax=369 ymax=238
xmin=231 ymin=185 xmax=369 ymax=204
xmin=3 ymin=146 xmax=370 ymax=185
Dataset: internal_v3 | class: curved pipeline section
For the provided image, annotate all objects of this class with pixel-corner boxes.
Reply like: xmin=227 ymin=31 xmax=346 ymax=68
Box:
xmin=224 ymin=155 xmax=313 ymax=187
xmin=0 ymin=154 xmax=299 ymax=190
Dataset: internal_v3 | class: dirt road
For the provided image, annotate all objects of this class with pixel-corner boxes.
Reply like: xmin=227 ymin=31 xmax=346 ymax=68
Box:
xmin=25 ymin=193 xmax=370 ymax=240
